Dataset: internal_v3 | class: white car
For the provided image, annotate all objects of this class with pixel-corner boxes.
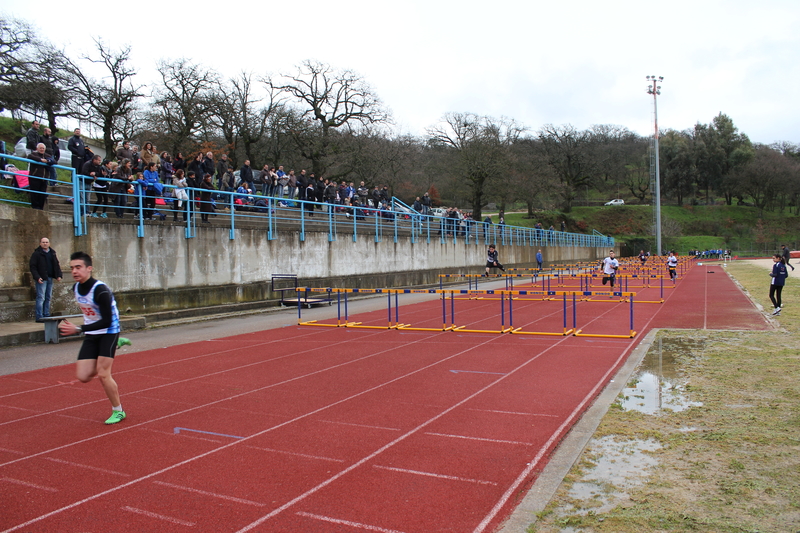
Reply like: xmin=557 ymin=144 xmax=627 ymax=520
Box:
xmin=604 ymin=199 xmax=625 ymax=206
xmin=15 ymin=137 xmax=72 ymax=167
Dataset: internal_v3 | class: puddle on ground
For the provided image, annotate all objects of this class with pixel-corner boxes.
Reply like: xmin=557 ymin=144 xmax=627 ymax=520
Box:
xmin=561 ymin=436 xmax=662 ymax=517
xmin=619 ymin=337 xmax=704 ymax=414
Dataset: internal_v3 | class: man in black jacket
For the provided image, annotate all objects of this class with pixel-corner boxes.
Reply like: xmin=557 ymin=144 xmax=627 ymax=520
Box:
xmin=68 ymin=128 xmax=86 ymax=172
xmin=27 ymin=143 xmax=53 ymax=210
xmin=29 ymin=237 xmax=63 ymax=321
xmin=26 ymin=120 xmax=42 ymax=153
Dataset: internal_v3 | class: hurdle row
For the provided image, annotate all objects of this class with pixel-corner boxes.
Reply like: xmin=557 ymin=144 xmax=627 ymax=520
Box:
xmin=294 ymin=287 xmax=638 ymax=338
xmin=439 ymin=272 xmax=670 ymax=302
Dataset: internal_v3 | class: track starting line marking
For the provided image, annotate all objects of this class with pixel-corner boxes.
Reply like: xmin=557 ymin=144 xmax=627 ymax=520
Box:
xmin=173 ymin=427 xmax=244 ymax=439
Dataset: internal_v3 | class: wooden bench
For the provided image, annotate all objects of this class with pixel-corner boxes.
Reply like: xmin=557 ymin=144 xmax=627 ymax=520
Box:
xmin=39 ymin=315 xmax=83 ymax=344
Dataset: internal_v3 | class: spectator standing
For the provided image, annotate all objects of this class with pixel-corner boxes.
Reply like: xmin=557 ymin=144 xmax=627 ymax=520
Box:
xmin=296 ymin=170 xmax=309 ymax=201
xmin=26 ymin=120 xmax=42 ymax=153
xmin=68 ymin=128 xmax=87 ymax=173
xmin=160 ymin=152 xmax=174 ymax=184
xmin=188 ymin=152 xmax=204 ymax=181
xmin=116 ymin=141 xmax=133 ymax=162
xmin=421 ymin=192 xmax=431 ymax=215
xmin=536 ymin=249 xmax=543 ymax=270
xmin=215 ymin=154 xmax=229 ymax=190
xmin=287 ymin=170 xmax=297 ymax=200
xmin=81 ymin=155 xmax=104 ymax=216
xmin=239 ymin=160 xmax=254 ymax=191
xmin=172 ymin=152 xmax=186 ymax=174
xmin=371 ymin=186 xmax=382 ymax=210
xmin=199 ymin=174 xmax=214 ymax=224
xmin=139 ymin=162 xmax=160 ymax=219
xmin=140 ymin=142 xmax=159 ymax=169
xmin=27 ymin=143 xmax=53 ymax=209
xmin=256 ymin=164 xmax=270 ymax=196
xmin=29 ymin=237 xmax=63 ymax=322
xmin=357 ymin=181 xmax=369 ymax=208
xmin=781 ymin=244 xmax=794 ymax=272
xmin=110 ymin=158 xmax=133 ymax=219
xmin=130 ymin=145 xmax=142 ymax=172
xmin=202 ymin=152 xmax=215 ymax=180
xmin=172 ymin=169 xmax=190 ymax=222
xmin=90 ymin=160 xmax=112 ymax=218
xmin=560 ymin=220 xmax=566 ymax=232
xmin=41 ymin=127 xmax=60 ymax=184
xmin=483 ymin=215 xmax=492 ymax=242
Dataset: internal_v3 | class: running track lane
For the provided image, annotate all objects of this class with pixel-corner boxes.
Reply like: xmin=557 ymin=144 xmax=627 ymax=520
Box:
xmin=0 ymin=262 xmax=770 ymax=532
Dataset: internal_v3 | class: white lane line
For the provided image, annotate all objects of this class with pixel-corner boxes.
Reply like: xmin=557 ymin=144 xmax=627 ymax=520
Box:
xmin=43 ymin=457 xmax=130 ymax=477
xmin=0 ymin=327 xmax=333 ymax=400
xmin=0 ymin=326 xmax=392 ymax=429
xmin=234 ymin=335 xmax=553 ymax=533
xmin=318 ymin=420 xmax=401 ymax=432
xmin=0 ymin=447 xmax=24 ymax=455
xmin=373 ymin=465 xmax=497 ymax=486
xmin=122 ymin=506 xmax=195 ymax=527
xmin=0 ymin=331 xmax=447 ymax=533
xmin=153 ymin=481 xmax=267 ymax=507
xmin=296 ymin=511 xmax=406 ymax=533
xmin=466 ymin=408 xmax=559 ymax=418
xmin=0 ymin=330 xmax=426 ymax=467
xmin=1 ymin=477 xmax=58 ymax=492
xmin=425 ymin=432 xmax=534 ymax=446
xmin=244 ymin=445 xmax=344 ymax=463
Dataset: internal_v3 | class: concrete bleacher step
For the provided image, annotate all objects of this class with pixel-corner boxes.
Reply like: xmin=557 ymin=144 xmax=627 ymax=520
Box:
xmin=0 ymin=300 xmax=35 ymax=322
xmin=0 ymin=287 xmax=33 ymax=303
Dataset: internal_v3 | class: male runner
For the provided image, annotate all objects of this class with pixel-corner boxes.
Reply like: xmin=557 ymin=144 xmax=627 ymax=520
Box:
xmin=485 ymin=244 xmax=506 ymax=276
xmin=667 ymin=251 xmax=678 ymax=280
xmin=601 ymin=250 xmax=619 ymax=290
xmin=59 ymin=252 xmax=125 ymax=425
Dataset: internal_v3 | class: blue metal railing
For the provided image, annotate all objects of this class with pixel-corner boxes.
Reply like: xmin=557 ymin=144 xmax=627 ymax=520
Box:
xmin=0 ymin=152 xmax=615 ymax=248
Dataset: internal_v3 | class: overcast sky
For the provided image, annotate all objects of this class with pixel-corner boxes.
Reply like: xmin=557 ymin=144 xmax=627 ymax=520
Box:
xmin=5 ymin=0 xmax=799 ymax=144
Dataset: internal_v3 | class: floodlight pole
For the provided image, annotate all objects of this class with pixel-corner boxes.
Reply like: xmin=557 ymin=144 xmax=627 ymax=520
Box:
xmin=647 ymin=75 xmax=663 ymax=255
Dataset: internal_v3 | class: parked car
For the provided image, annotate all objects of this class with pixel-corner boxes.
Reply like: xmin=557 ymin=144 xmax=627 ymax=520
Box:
xmin=14 ymin=137 xmax=72 ymax=167
xmin=14 ymin=136 xmax=107 ymax=167
xmin=604 ymin=199 xmax=625 ymax=206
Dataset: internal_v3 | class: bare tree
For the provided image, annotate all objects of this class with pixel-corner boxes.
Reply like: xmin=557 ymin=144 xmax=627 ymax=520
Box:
xmin=0 ymin=16 xmax=33 ymax=84
xmin=269 ymin=60 xmax=391 ymax=177
xmin=65 ymin=40 xmax=144 ymax=155
xmin=0 ymin=18 xmax=72 ymax=131
xmin=427 ymin=112 xmax=524 ymax=220
xmin=538 ymin=124 xmax=596 ymax=212
xmin=150 ymin=58 xmax=220 ymax=155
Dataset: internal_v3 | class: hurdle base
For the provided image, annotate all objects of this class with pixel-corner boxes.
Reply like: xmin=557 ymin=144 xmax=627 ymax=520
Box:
xmin=574 ymin=329 xmax=637 ymax=338
xmin=510 ymin=327 xmax=575 ymax=336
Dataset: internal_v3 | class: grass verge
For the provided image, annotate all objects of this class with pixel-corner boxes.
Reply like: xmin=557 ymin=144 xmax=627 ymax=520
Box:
xmin=528 ymin=261 xmax=800 ymax=532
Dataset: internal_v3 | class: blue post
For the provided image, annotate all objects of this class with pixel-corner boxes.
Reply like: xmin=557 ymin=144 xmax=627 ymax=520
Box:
xmin=395 ymin=291 xmax=399 ymax=324
xmin=387 ymin=290 xmax=391 ymax=326
xmin=572 ymin=293 xmax=577 ymax=331
xmin=500 ymin=293 xmax=505 ymax=330
xmin=630 ymin=295 xmax=635 ymax=333
xmin=344 ymin=291 xmax=348 ymax=321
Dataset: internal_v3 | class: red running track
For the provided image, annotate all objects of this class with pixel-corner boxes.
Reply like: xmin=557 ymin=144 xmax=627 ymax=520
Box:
xmin=0 ymin=262 xmax=770 ymax=533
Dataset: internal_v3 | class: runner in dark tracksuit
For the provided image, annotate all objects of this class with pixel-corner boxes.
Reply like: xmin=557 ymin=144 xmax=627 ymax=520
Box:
xmin=769 ymin=253 xmax=788 ymax=316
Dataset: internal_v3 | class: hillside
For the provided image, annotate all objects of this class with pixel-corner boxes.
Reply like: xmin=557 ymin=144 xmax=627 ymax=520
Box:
xmin=502 ymin=205 xmax=800 ymax=256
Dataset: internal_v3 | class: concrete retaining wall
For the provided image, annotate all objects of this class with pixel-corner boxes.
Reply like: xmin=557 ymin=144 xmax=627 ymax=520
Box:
xmin=1 ymin=204 xmax=614 ymax=316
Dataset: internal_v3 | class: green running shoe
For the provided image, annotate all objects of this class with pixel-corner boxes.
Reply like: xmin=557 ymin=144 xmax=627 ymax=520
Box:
xmin=117 ymin=337 xmax=132 ymax=347
xmin=105 ymin=411 xmax=126 ymax=425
